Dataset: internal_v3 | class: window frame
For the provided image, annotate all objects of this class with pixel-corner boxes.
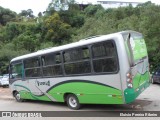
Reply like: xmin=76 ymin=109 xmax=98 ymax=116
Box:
xmin=63 ymin=46 xmax=90 ymax=63
xmin=23 ymin=56 xmax=42 ymax=78
xmin=41 ymin=52 xmax=63 ymax=77
xmin=63 ymin=46 xmax=92 ymax=76
xmin=91 ymin=40 xmax=119 ymax=74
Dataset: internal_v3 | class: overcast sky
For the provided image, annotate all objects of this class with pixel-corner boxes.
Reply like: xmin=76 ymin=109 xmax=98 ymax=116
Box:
xmin=0 ymin=0 xmax=160 ymax=16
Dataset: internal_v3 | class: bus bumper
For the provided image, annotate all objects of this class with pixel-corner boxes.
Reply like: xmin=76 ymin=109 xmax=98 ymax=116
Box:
xmin=124 ymin=82 xmax=150 ymax=104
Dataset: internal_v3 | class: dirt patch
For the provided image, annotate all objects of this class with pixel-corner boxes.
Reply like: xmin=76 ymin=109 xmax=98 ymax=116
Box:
xmin=0 ymin=87 xmax=13 ymax=100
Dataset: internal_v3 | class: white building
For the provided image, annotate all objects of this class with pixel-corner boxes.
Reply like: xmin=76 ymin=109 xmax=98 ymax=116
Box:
xmin=97 ymin=0 xmax=144 ymax=9
xmin=49 ymin=0 xmax=69 ymax=11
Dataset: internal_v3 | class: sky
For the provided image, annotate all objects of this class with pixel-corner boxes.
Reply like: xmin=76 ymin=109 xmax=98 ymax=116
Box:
xmin=0 ymin=0 xmax=160 ymax=16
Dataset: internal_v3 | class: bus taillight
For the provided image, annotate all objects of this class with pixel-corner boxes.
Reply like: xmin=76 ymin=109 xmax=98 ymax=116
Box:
xmin=126 ymin=73 xmax=133 ymax=88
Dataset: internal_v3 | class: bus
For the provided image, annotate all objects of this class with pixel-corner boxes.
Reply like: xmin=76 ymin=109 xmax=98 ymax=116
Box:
xmin=9 ymin=30 xmax=150 ymax=110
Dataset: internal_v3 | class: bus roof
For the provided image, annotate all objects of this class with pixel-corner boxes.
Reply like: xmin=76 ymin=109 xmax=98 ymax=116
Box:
xmin=10 ymin=30 xmax=139 ymax=62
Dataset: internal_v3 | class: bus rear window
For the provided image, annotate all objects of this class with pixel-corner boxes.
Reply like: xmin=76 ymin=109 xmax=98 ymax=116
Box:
xmin=124 ymin=32 xmax=147 ymax=62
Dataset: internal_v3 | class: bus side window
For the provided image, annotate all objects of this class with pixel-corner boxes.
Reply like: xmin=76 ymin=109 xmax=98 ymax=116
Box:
xmin=82 ymin=47 xmax=90 ymax=59
xmin=55 ymin=53 xmax=61 ymax=64
xmin=24 ymin=57 xmax=40 ymax=68
xmin=41 ymin=57 xmax=46 ymax=66
xmin=24 ymin=57 xmax=41 ymax=78
xmin=92 ymin=40 xmax=118 ymax=73
xmin=42 ymin=53 xmax=63 ymax=77
xmin=63 ymin=47 xmax=91 ymax=75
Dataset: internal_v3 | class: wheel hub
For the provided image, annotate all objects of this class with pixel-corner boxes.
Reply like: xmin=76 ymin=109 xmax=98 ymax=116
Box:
xmin=69 ymin=97 xmax=77 ymax=108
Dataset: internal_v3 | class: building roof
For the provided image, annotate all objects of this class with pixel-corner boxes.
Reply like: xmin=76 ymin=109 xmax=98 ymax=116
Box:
xmin=97 ymin=0 xmax=144 ymax=3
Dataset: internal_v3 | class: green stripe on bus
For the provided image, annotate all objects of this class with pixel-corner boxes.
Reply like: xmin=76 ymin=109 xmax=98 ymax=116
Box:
xmin=132 ymin=71 xmax=150 ymax=89
xmin=14 ymin=82 xmax=124 ymax=104
xmin=48 ymin=82 xmax=123 ymax=104
xmin=14 ymin=84 xmax=51 ymax=101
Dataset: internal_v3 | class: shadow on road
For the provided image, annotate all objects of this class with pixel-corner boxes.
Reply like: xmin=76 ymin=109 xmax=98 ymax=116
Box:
xmin=21 ymin=99 xmax=152 ymax=111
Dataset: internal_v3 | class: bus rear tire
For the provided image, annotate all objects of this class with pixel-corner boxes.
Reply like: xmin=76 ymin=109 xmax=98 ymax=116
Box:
xmin=14 ymin=92 xmax=24 ymax=102
xmin=66 ymin=94 xmax=81 ymax=110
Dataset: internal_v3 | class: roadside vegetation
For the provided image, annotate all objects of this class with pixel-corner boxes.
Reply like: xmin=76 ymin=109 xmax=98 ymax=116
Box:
xmin=0 ymin=1 xmax=159 ymax=73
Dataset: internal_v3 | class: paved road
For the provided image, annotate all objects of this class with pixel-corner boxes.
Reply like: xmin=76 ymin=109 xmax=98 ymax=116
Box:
xmin=0 ymin=84 xmax=160 ymax=119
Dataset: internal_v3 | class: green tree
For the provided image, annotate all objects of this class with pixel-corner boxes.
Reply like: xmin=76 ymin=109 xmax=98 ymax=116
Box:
xmin=84 ymin=5 xmax=104 ymax=16
xmin=4 ymin=22 xmax=38 ymax=42
xmin=0 ymin=6 xmax=16 ymax=25
xmin=19 ymin=9 xmax=35 ymax=18
xmin=1 ymin=1 xmax=160 ymax=73
xmin=0 ymin=43 xmax=28 ymax=74
xmin=13 ymin=32 xmax=40 ymax=52
xmin=43 ymin=12 xmax=71 ymax=44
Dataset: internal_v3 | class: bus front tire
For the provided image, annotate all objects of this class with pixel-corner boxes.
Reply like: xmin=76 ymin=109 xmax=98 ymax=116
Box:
xmin=66 ymin=94 xmax=81 ymax=110
xmin=14 ymin=92 xmax=24 ymax=102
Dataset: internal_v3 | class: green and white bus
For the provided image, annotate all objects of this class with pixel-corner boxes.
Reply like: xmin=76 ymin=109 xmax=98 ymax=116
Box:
xmin=9 ymin=30 xmax=150 ymax=109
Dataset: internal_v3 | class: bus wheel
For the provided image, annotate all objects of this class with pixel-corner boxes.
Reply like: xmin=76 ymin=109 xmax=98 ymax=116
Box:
xmin=14 ymin=92 xmax=24 ymax=102
xmin=66 ymin=94 xmax=81 ymax=110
